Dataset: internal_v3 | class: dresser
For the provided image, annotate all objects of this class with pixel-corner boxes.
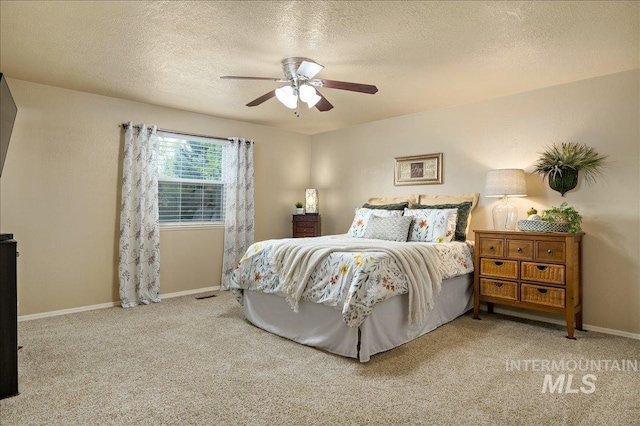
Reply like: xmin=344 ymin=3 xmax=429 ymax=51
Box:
xmin=292 ymin=214 xmax=321 ymax=238
xmin=473 ymin=230 xmax=584 ymax=339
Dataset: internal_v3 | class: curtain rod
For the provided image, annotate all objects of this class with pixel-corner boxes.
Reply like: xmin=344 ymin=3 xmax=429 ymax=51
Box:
xmin=120 ymin=123 xmax=233 ymax=142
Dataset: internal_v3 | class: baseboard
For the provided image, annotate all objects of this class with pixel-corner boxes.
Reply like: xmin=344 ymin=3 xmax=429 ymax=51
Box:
xmin=483 ymin=306 xmax=640 ymax=340
xmin=18 ymin=301 xmax=120 ymax=322
xmin=18 ymin=286 xmax=221 ymax=322
xmin=161 ymin=286 xmax=220 ymax=300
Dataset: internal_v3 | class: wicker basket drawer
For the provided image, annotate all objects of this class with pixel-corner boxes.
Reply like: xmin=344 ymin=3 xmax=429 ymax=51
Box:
xmin=521 ymin=284 xmax=565 ymax=308
xmin=506 ymin=240 xmax=533 ymax=260
xmin=521 ymin=262 xmax=565 ymax=285
xmin=480 ymin=258 xmax=518 ymax=279
xmin=536 ymin=241 xmax=566 ymax=262
xmin=479 ymin=238 xmax=503 ymax=257
xmin=480 ymin=279 xmax=518 ymax=301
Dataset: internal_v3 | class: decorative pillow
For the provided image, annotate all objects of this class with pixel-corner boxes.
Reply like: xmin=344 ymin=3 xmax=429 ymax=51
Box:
xmin=417 ymin=193 xmax=479 ymax=210
xmin=363 ymin=215 xmax=413 ymax=242
xmin=404 ymin=208 xmax=458 ymax=243
xmin=367 ymin=195 xmax=420 ymax=207
xmin=411 ymin=201 xmax=472 ymax=242
xmin=416 ymin=193 xmax=479 ymax=238
xmin=346 ymin=208 xmax=403 ymax=238
xmin=361 ymin=202 xmax=409 ymax=211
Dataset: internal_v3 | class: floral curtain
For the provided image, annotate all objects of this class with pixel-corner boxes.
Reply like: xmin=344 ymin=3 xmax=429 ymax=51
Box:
xmin=221 ymin=138 xmax=255 ymax=289
xmin=118 ymin=122 xmax=161 ymax=307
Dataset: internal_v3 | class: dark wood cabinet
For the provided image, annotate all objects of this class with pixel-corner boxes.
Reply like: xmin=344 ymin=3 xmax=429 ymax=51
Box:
xmin=0 ymin=239 xmax=18 ymax=399
xmin=292 ymin=214 xmax=321 ymax=238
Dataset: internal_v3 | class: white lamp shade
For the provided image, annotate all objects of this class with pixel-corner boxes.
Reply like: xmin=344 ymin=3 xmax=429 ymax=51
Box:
xmin=305 ymin=189 xmax=318 ymax=214
xmin=275 ymin=86 xmax=297 ymax=109
xmin=484 ymin=169 xmax=527 ymax=197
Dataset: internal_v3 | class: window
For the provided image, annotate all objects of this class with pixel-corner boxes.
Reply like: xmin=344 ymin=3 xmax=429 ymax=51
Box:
xmin=156 ymin=132 xmax=227 ymax=225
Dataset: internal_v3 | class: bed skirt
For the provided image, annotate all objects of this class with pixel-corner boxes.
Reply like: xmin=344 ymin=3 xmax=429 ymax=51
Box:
xmin=243 ymin=273 xmax=473 ymax=362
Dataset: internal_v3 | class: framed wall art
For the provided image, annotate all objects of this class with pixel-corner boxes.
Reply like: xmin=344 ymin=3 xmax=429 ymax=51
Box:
xmin=394 ymin=153 xmax=443 ymax=186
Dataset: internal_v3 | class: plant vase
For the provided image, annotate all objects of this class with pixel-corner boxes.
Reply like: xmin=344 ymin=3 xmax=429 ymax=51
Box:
xmin=296 ymin=208 xmax=304 ymax=215
xmin=549 ymin=167 xmax=578 ymax=196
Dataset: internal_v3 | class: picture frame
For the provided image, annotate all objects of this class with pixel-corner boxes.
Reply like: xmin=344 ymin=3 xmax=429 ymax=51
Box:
xmin=394 ymin=153 xmax=443 ymax=186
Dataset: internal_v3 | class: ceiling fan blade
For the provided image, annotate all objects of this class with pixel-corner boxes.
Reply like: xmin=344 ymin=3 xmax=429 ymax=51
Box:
xmin=318 ymin=79 xmax=378 ymax=94
xmin=296 ymin=60 xmax=324 ymax=79
xmin=246 ymin=90 xmax=276 ymax=107
xmin=221 ymin=76 xmax=286 ymax=82
xmin=314 ymin=91 xmax=334 ymax=112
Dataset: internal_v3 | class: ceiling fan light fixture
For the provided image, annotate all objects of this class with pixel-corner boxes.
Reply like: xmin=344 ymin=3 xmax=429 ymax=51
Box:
xmin=275 ymin=85 xmax=297 ymax=109
xmin=305 ymin=93 xmax=322 ymax=108
xmin=298 ymin=84 xmax=321 ymax=108
xmin=307 ymin=95 xmax=322 ymax=108
xmin=298 ymin=84 xmax=315 ymax=102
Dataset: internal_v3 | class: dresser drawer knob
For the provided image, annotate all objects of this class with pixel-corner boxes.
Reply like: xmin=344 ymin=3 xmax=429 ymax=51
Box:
xmin=489 ymin=245 xmax=494 ymax=250
xmin=547 ymin=249 xmax=553 ymax=254
xmin=537 ymin=288 xmax=549 ymax=294
xmin=494 ymin=261 xmax=504 ymax=267
xmin=536 ymin=265 xmax=549 ymax=271
xmin=517 ymin=247 xmax=522 ymax=252
xmin=494 ymin=283 xmax=503 ymax=288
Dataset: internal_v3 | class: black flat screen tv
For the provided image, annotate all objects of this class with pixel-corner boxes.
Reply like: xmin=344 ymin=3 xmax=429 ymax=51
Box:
xmin=0 ymin=72 xmax=18 ymax=177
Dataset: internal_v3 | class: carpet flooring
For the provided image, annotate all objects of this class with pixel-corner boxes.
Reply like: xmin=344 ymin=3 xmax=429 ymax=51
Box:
xmin=1 ymin=290 xmax=639 ymax=425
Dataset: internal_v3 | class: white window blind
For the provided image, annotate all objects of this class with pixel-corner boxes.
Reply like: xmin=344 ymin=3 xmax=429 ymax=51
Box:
xmin=157 ymin=131 xmax=227 ymax=225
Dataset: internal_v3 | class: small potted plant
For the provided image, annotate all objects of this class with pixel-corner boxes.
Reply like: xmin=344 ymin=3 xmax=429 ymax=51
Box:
xmin=541 ymin=202 xmax=582 ymax=233
xmin=295 ymin=202 xmax=304 ymax=215
xmin=533 ymin=142 xmax=608 ymax=196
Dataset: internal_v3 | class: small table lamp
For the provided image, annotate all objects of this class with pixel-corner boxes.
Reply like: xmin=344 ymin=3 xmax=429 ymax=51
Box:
xmin=305 ymin=189 xmax=319 ymax=214
xmin=484 ymin=169 xmax=527 ymax=230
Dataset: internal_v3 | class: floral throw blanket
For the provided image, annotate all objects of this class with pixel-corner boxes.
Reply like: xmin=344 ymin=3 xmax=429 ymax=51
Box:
xmin=225 ymin=235 xmax=474 ymax=328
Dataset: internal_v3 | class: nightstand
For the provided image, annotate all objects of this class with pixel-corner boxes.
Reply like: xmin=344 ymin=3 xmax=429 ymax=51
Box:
xmin=292 ymin=214 xmax=321 ymax=238
xmin=473 ymin=230 xmax=584 ymax=339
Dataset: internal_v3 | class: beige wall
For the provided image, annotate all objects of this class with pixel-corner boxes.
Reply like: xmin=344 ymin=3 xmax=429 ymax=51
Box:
xmin=1 ymin=79 xmax=310 ymax=315
xmin=310 ymin=70 xmax=640 ymax=335
xmin=3 ymin=71 xmax=639 ymax=336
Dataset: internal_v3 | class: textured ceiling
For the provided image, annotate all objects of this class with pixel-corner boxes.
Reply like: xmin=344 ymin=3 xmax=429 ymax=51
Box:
xmin=1 ymin=1 xmax=638 ymax=135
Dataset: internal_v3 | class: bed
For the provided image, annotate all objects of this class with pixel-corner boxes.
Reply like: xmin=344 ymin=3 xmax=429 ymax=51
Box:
xmin=224 ymin=193 xmax=478 ymax=362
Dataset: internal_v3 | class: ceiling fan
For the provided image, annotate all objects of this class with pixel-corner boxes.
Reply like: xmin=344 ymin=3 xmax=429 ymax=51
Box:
xmin=221 ymin=57 xmax=378 ymax=114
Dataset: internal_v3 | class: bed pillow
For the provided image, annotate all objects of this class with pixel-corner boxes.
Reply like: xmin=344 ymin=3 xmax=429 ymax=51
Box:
xmin=361 ymin=201 xmax=409 ymax=211
xmin=416 ymin=193 xmax=479 ymax=238
xmin=363 ymin=215 xmax=413 ymax=242
xmin=346 ymin=208 xmax=403 ymax=238
xmin=417 ymin=193 xmax=479 ymax=210
xmin=404 ymin=208 xmax=458 ymax=243
xmin=411 ymin=201 xmax=472 ymax=242
xmin=366 ymin=195 xmax=420 ymax=207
